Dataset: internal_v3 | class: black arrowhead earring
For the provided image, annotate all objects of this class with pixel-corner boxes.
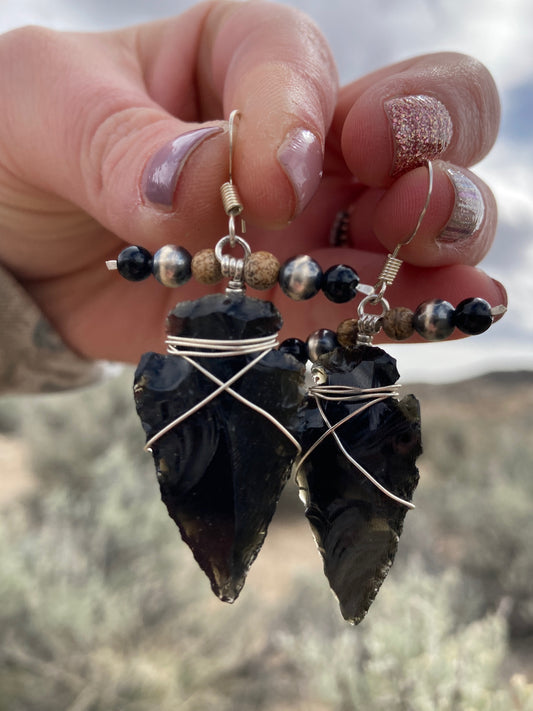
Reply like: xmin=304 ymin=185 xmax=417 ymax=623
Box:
xmin=276 ymin=160 xmax=505 ymax=625
xmin=290 ymin=170 xmax=433 ymax=626
xmin=107 ymin=121 xmax=507 ymax=622
xmin=107 ymin=111 xmax=306 ymax=603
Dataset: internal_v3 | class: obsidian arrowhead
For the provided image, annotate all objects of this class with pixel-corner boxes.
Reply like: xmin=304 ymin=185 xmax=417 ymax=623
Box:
xmin=134 ymin=293 xmax=305 ymax=603
xmin=297 ymin=345 xmax=422 ymax=624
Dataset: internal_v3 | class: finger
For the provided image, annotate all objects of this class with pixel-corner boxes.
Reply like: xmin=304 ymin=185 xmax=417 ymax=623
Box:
xmin=333 ymin=52 xmax=500 ymax=186
xmin=351 ymin=162 xmax=497 ymax=267
xmin=196 ymin=0 xmax=337 ymax=225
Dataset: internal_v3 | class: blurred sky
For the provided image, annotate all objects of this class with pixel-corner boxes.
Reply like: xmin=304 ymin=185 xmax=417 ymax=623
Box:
xmin=1 ymin=0 xmax=531 ymax=381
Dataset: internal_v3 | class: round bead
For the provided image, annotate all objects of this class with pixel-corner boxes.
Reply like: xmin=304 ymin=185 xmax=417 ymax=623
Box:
xmin=117 ymin=245 xmax=153 ymax=281
xmin=413 ymin=299 xmax=455 ymax=341
xmin=191 ymin=249 xmax=222 ymax=285
xmin=307 ymin=328 xmax=338 ymax=362
xmin=278 ymin=255 xmax=323 ymax=301
xmin=322 ymin=264 xmax=360 ymax=303
xmin=152 ymin=245 xmax=192 ymax=287
xmin=382 ymin=307 xmax=415 ymax=341
xmin=278 ymin=338 xmax=308 ymax=363
xmin=336 ymin=318 xmax=359 ymax=349
xmin=244 ymin=251 xmax=280 ymax=290
xmin=454 ymin=297 xmax=493 ymax=335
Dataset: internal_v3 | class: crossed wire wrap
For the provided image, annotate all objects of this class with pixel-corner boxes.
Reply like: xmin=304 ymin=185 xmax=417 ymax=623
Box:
xmin=144 ymin=335 xmax=301 ymax=455
xmin=296 ymin=383 xmax=415 ymax=510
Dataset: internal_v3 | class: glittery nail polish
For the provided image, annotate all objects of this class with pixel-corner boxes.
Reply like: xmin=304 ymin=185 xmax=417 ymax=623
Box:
xmin=384 ymin=95 xmax=453 ymax=177
xmin=438 ymin=165 xmax=485 ymax=241
xmin=142 ymin=126 xmax=223 ymax=207
xmin=277 ymin=128 xmax=323 ymax=216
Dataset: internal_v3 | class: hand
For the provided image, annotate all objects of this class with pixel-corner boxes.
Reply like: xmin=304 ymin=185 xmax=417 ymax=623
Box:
xmin=0 ymin=0 xmax=506 ymax=362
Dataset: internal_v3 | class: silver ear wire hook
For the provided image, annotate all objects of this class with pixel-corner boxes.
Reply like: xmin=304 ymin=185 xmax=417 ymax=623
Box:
xmin=391 ymin=159 xmax=434 ymax=257
xmin=356 ymin=160 xmax=434 ymax=344
xmin=220 ymin=109 xmax=246 ymax=242
xmin=228 ymin=109 xmax=238 ymax=189
xmin=215 ymin=109 xmax=251 ymax=293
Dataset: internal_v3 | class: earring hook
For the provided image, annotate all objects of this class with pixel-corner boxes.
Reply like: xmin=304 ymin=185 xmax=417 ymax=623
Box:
xmin=391 ymin=159 xmax=434 ymax=257
xmin=220 ymin=110 xmax=246 ymax=242
xmin=228 ymin=109 xmax=240 ymax=186
xmin=356 ymin=160 xmax=434 ymax=344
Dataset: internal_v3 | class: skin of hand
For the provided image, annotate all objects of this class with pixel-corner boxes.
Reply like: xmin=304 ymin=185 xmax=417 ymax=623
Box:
xmin=0 ymin=0 xmax=506 ymax=363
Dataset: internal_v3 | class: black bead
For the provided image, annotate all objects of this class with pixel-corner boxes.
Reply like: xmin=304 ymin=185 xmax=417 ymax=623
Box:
xmin=322 ymin=264 xmax=360 ymax=303
xmin=307 ymin=328 xmax=339 ymax=362
xmin=454 ymin=297 xmax=493 ymax=335
xmin=278 ymin=255 xmax=323 ymax=301
xmin=117 ymin=245 xmax=153 ymax=281
xmin=413 ymin=299 xmax=455 ymax=341
xmin=279 ymin=338 xmax=309 ymax=363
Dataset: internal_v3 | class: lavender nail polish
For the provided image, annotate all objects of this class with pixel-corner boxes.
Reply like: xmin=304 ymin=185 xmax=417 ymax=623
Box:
xmin=385 ymin=95 xmax=453 ymax=177
xmin=277 ymin=128 xmax=323 ymax=215
xmin=142 ymin=126 xmax=223 ymax=206
xmin=439 ymin=166 xmax=485 ymax=241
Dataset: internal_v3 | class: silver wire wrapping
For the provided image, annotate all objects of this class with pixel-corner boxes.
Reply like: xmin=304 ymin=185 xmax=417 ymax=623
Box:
xmin=143 ymin=334 xmax=302 ymax=455
xmin=296 ymin=382 xmax=415 ymax=509
xmin=214 ymin=234 xmax=251 ymax=293
xmin=377 ymin=255 xmax=403 ymax=286
xmin=220 ymin=182 xmax=243 ymax=217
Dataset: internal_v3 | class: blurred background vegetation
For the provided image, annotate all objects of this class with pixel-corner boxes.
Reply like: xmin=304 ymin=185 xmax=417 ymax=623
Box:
xmin=0 ymin=368 xmax=532 ymax=710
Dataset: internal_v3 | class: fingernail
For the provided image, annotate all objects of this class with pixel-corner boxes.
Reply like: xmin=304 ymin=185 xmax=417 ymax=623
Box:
xmin=142 ymin=126 xmax=223 ymax=206
xmin=277 ymin=128 xmax=323 ymax=216
xmin=384 ymin=95 xmax=453 ymax=177
xmin=490 ymin=279 xmax=508 ymax=319
xmin=438 ymin=165 xmax=485 ymax=241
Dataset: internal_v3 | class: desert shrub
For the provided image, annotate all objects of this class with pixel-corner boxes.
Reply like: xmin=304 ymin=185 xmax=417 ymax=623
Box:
xmin=1 ymin=372 xmax=532 ymax=709
xmin=275 ymin=563 xmax=528 ymax=711
xmin=18 ymin=368 xmax=145 ymax=493
xmin=411 ymin=398 xmax=533 ymax=638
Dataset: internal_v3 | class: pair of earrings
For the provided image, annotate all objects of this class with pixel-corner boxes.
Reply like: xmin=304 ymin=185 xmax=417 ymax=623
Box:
xmin=106 ymin=112 xmax=505 ymax=624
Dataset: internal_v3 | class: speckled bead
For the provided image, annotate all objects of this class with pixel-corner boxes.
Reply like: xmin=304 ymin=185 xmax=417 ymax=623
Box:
xmin=382 ymin=307 xmax=415 ymax=341
xmin=322 ymin=264 xmax=360 ymax=303
xmin=117 ymin=245 xmax=153 ymax=281
xmin=454 ymin=297 xmax=493 ymax=335
xmin=413 ymin=299 xmax=455 ymax=340
xmin=278 ymin=338 xmax=308 ymax=363
xmin=307 ymin=328 xmax=338 ymax=362
xmin=152 ymin=245 xmax=192 ymax=287
xmin=244 ymin=251 xmax=280 ymax=290
xmin=278 ymin=255 xmax=323 ymax=301
xmin=191 ymin=248 xmax=222 ymax=285
xmin=336 ymin=318 xmax=359 ymax=349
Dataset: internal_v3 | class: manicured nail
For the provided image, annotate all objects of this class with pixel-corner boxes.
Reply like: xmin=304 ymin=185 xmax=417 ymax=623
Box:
xmin=384 ymin=95 xmax=453 ymax=177
xmin=439 ymin=165 xmax=485 ymax=241
xmin=490 ymin=279 xmax=508 ymax=319
xmin=142 ymin=126 xmax=223 ymax=206
xmin=277 ymin=128 xmax=323 ymax=216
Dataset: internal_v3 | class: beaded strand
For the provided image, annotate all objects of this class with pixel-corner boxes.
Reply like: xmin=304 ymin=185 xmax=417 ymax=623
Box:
xmin=107 ymin=245 xmax=506 ymax=356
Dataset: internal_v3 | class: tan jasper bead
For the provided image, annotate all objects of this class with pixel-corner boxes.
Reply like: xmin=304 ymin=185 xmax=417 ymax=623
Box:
xmin=244 ymin=251 xmax=280 ymax=290
xmin=336 ymin=318 xmax=359 ymax=349
xmin=191 ymin=249 xmax=222 ymax=285
xmin=382 ymin=307 xmax=415 ymax=340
